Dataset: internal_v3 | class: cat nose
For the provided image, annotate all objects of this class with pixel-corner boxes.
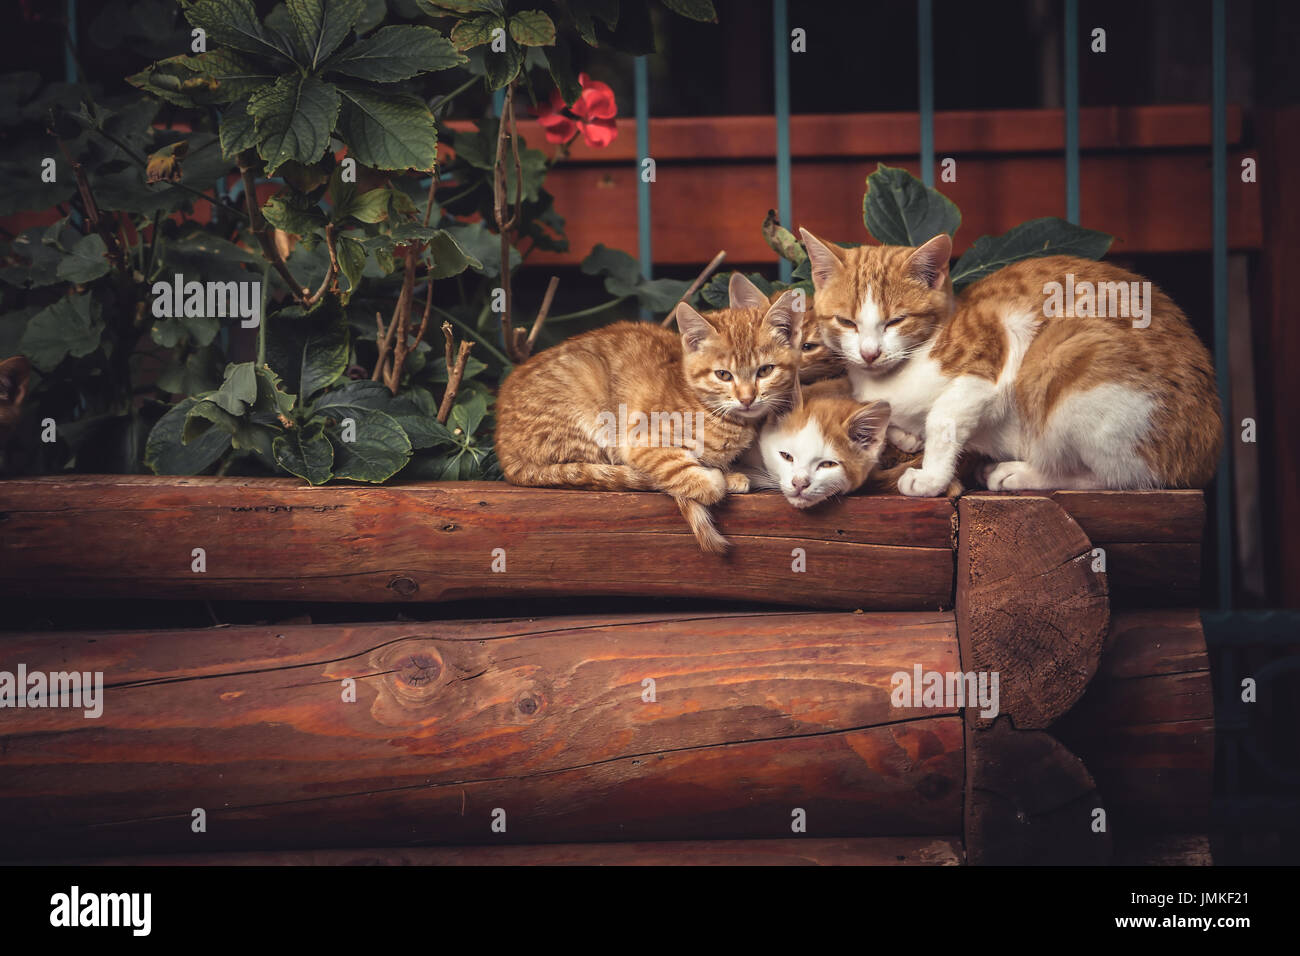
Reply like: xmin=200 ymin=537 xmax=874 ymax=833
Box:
xmin=861 ymin=346 xmax=881 ymax=365
xmin=792 ymin=474 xmax=810 ymax=492
xmin=737 ymin=393 xmax=755 ymax=408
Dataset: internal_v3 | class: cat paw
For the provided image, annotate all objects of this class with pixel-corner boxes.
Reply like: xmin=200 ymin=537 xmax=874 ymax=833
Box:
xmin=725 ymin=472 xmax=751 ymax=494
xmin=983 ymin=460 xmax=1049 ymax=491
xmin=888 ymin=425 xmax=924 ymax=453
xmin=898 ymin=467 xmax=952 ymax=498
xmin=672 ymin=466 xmax=727 ymax=504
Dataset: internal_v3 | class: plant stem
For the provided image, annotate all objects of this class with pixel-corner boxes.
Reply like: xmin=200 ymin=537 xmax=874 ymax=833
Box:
xmin=432 ymin=74 xmax=479 ymax=117
xmin=545 ymin=296 xmax=631 ymax=323
xmin=429 ymin=303 xmax=510 ymax=366
xmin=257 ymin=261 xmax=270 ymax=366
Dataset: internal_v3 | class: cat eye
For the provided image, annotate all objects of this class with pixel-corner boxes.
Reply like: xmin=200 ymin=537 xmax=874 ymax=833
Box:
xmin=756 ymin=364 xmax=775 ymax=378
xmin=779 ymin=451 xmax=793 ymax=462
xmin=835 ymin=316 xmax=856 ymax=329
xmin=801 ymin=342 xmax=819 ymax=352
xmin=884 ymin=316 xmax=906 ymax=329
xmin=714 ymin=369 xmax=733 ymax=381
xmin=817 ymin=460 xmax=840 ymax=470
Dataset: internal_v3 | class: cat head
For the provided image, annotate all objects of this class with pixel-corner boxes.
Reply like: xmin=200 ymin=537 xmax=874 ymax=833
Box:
xmin=799 ymin=229 xmax=954 ymax=375
xmin=727 ymin=272 xmax=843 ymax=384
xmin=0 ymin=355 xmax=31 ymax=443
xmin=756 ymin=379 xmax=891 ymax=509
xmin=675 ymin=284 xmax=800 ymax=423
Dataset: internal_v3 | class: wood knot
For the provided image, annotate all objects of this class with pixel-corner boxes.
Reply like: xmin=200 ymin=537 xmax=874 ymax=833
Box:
xmin=387 ymin=575 xmax=419 ymax=596
xmin=399 ymin=654 xmax=442 ymax=687
xmin=517 ymin=694 xmax=542 ymax=716
xmin=441 ymin=523 xmax=457 ymax=532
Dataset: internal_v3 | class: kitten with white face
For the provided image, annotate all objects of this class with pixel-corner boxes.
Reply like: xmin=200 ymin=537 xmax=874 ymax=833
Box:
xmin=742 ymin=379 xmax=890 ymax=509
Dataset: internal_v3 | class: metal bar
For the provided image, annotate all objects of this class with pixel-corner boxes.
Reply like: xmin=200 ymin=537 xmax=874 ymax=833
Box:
xmin=65 ymin=0 xmax=78 ymax=84
xmin=774 ymin=0 xmax=793 ymax=282
xmin=917 ymin=0 xmax=934 ymax=188
xmin=1212 ymin=0 xmax=1233 ymax=609
xmin=1064 ymin=0 xmax=1080 ymax=223
xmin=635 ymin=55 xmax=652 ymax=319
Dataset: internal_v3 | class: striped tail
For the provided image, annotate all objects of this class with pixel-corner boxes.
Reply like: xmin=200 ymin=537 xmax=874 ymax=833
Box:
xmin=675 ymin=496 xmax=729 ymax=554
xmin=503 ymin=462 xmax=655 ymax=491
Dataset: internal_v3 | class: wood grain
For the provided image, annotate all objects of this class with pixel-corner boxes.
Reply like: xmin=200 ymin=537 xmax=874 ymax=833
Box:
xmin=1053 ymin=610 xmax=1215 ymax=834
xmin=0 ymin=476 xmax=956 ymax=610
xmin=0 ymin=611 xmax=964 ymax=858
xmin=956 ymin=495 xmax=1109 ymax=729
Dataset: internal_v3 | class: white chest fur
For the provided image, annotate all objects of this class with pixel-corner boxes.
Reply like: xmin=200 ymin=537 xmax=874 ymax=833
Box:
xmin=847 ymin=345 xmax=951 ymax=435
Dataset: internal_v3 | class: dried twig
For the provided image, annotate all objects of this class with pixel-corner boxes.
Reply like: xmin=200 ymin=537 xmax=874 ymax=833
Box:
xmin=437 ymin=341 xmax=474 ymax=425
xmin=524 ymin=275 xmax=560 ymax=356
xmin=662 ymin=249 xmax=727 ymax=327
xmin=237 ymin=150 xmax=306 ymax=303
xmin=302 ymin=223 xmax=338 ymax=307
xmin=493 ymin=83 xmax=527 ymax=363
xmin=442 ymin=322 xmax=455 ymax=370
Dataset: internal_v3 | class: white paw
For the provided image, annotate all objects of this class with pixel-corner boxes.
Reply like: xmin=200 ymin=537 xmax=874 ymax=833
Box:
xmin=984 ymin=461 xmax=1045 ymax=491
xmin=897 ymin=467 xmax=951 ymax=498
xmin=888 ymin=425 xmax=924 ymax=453
xmin=725 ymin=472 xmax=751 ymax=494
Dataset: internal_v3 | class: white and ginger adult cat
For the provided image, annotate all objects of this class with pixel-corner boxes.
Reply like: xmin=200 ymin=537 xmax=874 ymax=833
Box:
xmin=798 ymin=229 xmax=1222 ymax=496
xmin=495 ymin=275 xmax=802 ymax=552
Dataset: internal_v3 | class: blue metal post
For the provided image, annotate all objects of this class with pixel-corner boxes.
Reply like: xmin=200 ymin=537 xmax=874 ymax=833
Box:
xmin=917 ymin=0 xmax=934 ymax=188
xmin=635 ymin=56 xmax=652 ymax=319
xmin=1064 ymin=0 xmax=1080 ymax=223
xmin=65 ymin=0 xmax=78 ymax=83
xmin=1212 ymin=0 xmax=1233 ymax=609
xmin=774 ymin=0 xmax=793 ymax=282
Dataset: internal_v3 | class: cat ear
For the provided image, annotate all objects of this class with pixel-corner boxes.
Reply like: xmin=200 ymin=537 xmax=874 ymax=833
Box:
xmin=798 ymin=228 xmax=845 ymax=290
xmin=904 ymin=234 xmax=952 ymax=290
xmin=728 ymin=272 xmax=769 ymax=310
xmin=676 ymin=302 xmax=718 ymax=352
xmin=0 ymin=356 xmax=30 ymax=404
xmin=845 ymin=400 xmax=890 ymax=451
xmin=762 ymin=289 xmax=801 ymax=346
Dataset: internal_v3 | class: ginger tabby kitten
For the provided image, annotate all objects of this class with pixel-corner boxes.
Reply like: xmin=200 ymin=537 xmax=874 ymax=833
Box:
xmin=741 ymin=377 xmax=890 ymax=508
xmin=495 ymin=276 xmax=801 ymax=552
xmin=0 ymin=356 xmax=30 ymax=446
xmin=726 ymin=273 xmax=843 ymax=383
xmin=799 ymin=228 xmax=1221 ymax=495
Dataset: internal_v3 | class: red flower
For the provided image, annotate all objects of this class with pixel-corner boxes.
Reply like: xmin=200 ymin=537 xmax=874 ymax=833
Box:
xmin=533 ymin=73 xmax=618 ymax=148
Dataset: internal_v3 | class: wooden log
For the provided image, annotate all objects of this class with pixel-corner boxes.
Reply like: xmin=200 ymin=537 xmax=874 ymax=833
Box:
xmin=0 ymin=611 xmax=965 ymax=859
xmin=49 ymin=836 xmax=964 ymax=867
xmin=1023 ymin=491 xmax=1205 ymax=608
xmin=964 ymin=718 xmax=1110 ymax=866
xmin=1052 ymin=610 xmax=1215 ymax=835
xmin=0 ymin=476 xmax=956 ymax=611
xmin=956 ymin=494 xmax=1109 ymax=729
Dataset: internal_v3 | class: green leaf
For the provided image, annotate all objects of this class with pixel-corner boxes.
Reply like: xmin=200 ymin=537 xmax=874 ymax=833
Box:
xmin=425 ymin=229 xmax=480 ymax=278
xmin=212 ymin=361 xmax=260 ymax=415
xmin=762 ymin=209 xmax=807 ymax=264
xmin=326 ymin=406 xmax=412 ymax=481
xmin=416 ymin=0 xmax=503 ymax=14
xmin=56 ymin=234 xmax=111 ymax=283
xmin=145 ymin=397 xmax=232 ymax=475
xmin=950 ymin=217 xmax=1116 ymax=290
xmin=151 ymin=313 xmax=222 ymax=349
xmin=356 ymin=0 xmax=387 ymax=33
xmin=19 ymin=294 xmax=104 ymax=371
xmin=219 ymin=98 xmax=259 ymax=159
xmin=181 ymin=0 xmax=295 ymax=62
xmin=286 ymin=0 xmax=365 ymax=70
xmin=185 ymin=398 xmax=277 ymax=457
xmin=248 ymin=74 xmax=342 ymax=175
xmin=581 ymin=243 xmax=641 ymax=285
xmin=157 ymin=345 xmax=226 ymax=396
xmin=451 ymin=14 xmax=504 ymax=50
xmin=862 ymin=163 xmax=961 ymax=247
xmin=660 ymin=0 xmax=717 ymax=21
xmin=273 ymin=419 xmax=334 ymax=483
xmin=327 ymin=25 xmax=466 ymax=81
xmin=567 ymin=0 xmax=619 ymax=46
xmin=337 ymin=86 xmax=439 ymax=171
xmin=253 ymin=363 xmax=299 ymax=418
xmin=443 ymin=220 xmax=518 ymax=277
xmin=449 ymin=389 xmax=487 ymax=436
xmin=2 ymin=227 xmax=65 ymax=288
xmin=509 ymin=10 xmax=556 ymax=46
xmin=484 ymin=37 xmax=523 ymax=89
xmin=263 ymin=192 xmax=328 ymax=235
xmin=336 ymin=235 xmax=367 ymax=304
xmin=337 ymin=186 xmax=391 ymax=224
